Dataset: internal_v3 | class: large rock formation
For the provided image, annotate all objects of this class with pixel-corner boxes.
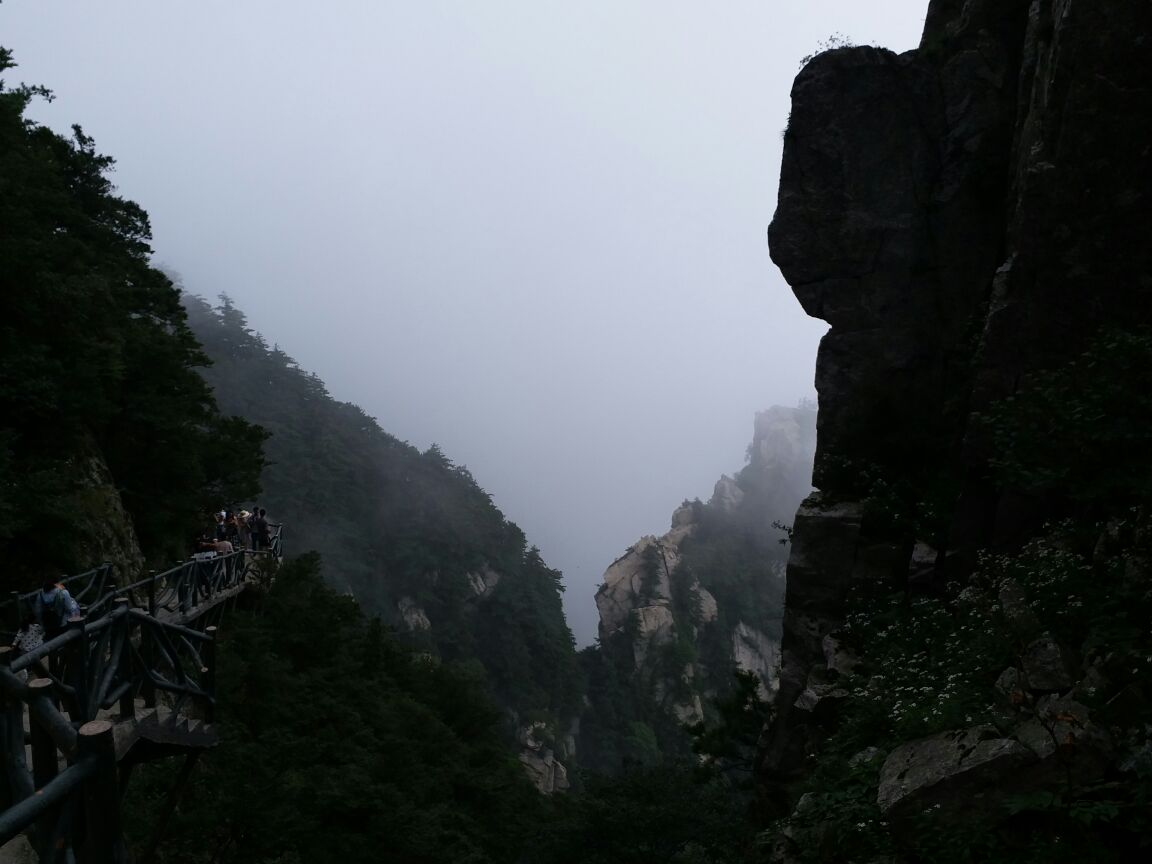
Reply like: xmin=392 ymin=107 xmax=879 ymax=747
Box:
xmin=760 ymin=0 xmax=1152 ymax=852
xmin=581 ymin=407 xmax=815 ymax=770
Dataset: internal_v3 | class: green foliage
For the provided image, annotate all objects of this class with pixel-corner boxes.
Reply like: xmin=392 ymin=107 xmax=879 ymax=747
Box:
xmin=838 ymin=585 xmax=1014 ymax=744
xmin=798 ymin=33 xmax=856 ymax=68
xmin=0 ymin=51 xmax=265 ymax=580
xmin=774 ymin=516 xmax=1152 ymax=862
xmin=123 ymin=555 xmax=544 ymax=863
xmin=525 ymin=763 xmax=752 ymax=864
xmin=982 ymin=328 xmax=1152 ymax=505
xmin=688 ymin=670 xmax=771 ymax=784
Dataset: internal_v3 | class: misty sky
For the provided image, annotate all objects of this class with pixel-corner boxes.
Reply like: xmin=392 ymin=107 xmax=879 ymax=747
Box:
xmin=4 ymin=1 xmax=926 ymax=644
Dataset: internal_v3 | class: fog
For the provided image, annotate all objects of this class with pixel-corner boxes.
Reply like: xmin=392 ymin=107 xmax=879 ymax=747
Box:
xmin=4 ymin=1 xmax=926 ymax=644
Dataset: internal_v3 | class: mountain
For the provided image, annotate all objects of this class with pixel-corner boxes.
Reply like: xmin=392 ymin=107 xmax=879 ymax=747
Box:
xmin=182 ymin=294 xmax=583 ymax=790
xmin=759 ymin=0 xmax=1152 ymax=860
xmin=578 ymin=406 xmax=815 ymax=772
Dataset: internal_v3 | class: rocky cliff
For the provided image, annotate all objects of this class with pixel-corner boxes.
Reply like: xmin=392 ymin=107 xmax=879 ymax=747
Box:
xmin=761 ymin=0 xmax=1152 ymax=859
xmin=579 ymin=407 xmax=815 ymax=771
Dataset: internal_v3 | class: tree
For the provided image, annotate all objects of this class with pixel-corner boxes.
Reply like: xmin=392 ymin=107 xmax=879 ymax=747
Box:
xmin=0 ymin=48 xmax=266 ymax=578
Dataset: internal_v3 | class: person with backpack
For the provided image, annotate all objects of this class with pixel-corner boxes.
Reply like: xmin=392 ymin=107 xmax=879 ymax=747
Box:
xmin=33 ymin=578 xmax=81 ymax=638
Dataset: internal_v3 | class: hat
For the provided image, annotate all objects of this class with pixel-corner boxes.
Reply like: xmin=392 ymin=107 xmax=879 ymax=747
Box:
xmin=239 ymin=510 xmax=251 ymax=518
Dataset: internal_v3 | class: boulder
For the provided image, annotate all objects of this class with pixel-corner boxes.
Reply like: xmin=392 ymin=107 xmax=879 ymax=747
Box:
xmin=877 ymin=726 xmax=1035 ymax=823
xmin=1021 ymin=633 xmax=1075 ymax=692
xmin=792 ymin=681 xmax=850 ymax=722
xmin=1013 ymin=696 xmax=1112 ymax=788
xmin=994 ymin=666 xmax=1026 ymax=706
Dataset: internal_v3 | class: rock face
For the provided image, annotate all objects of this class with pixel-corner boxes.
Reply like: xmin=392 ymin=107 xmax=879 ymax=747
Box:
xmin=760 ymin=0 xmax=1152 ymax=840
xmin=518 ymin=722 xmax=572 ymax=794
xmin=67 ymin=445 xmax=146 ymax=582
xmin=582 ymin=407 xmax=815 ymax=770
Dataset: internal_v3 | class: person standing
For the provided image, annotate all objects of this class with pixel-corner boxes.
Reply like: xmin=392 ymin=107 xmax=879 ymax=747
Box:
xmin=33 ymin=578 xmax=81 ymax=639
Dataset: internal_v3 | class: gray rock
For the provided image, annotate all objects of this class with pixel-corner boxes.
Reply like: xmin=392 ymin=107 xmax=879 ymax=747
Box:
xmin=1021 ymin=634 xmax=1075 ymax=692
xmin=877 ymin=726 xmax=1035 ymax=823
xmin=849 ymin=746 xmax=884 ymax=768
xmin=821 ymin=634 xmax=859 ymax=678
xmin=711 ymin=474 xmax=745 ymax=512
xmin=1071 ymin=665 xmax=1111 ymax=703
xmin=1013 ymin=697 xmax=1112 ymax=788
xmin=792 ymin=681 xmax=850 ymax=721
xmin=994 ymin=666 xmax=1026 ymax=705
xmin=759 ymin=497 xmax=863 ymax=782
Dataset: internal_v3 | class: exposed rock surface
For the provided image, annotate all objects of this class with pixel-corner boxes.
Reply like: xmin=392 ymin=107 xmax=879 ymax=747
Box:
xmin=64 ymin=440 xmax=146 ymax=583
xmin=518 ymin=722 xmax=572 ymax=794
xmin=581 ymin=407 xmax=815 ymax=770
xmin=397 ymin=596 xmax=431 ymax=631
xmin=759 ymin=0 xmax=1152 ymax=844
xmin=877 ymin=727 xmax=1035 ymax=823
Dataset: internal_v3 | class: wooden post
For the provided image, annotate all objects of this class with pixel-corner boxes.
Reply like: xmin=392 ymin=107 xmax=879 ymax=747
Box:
xmin=68 ymin=617 xmax=91 ymax=724
xmin=203 ymin=626 xmax=217 ymax=723
xmin=27 ymin=677 xmax=60 ymax=854
xmin=178 ymin=562 xmax=190 ymax=615
xmin=0 ymin=647 xmax=32 ymax=809
xmin=113 ymin=599 xmax=134 ymax=719
xmin=144 ymin=573 xmax=158 ymax=710
xmin=78 ymin=719 xmax=122 ymax=864
xmin=27 ymin=679 xmax=59 ymax=788
xmin=7 ymin=592 xmax=19 ymax=635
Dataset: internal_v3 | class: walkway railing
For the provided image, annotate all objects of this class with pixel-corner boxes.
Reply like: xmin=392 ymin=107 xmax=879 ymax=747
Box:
xmin=0 ymin=524 xmax=282 ymax=862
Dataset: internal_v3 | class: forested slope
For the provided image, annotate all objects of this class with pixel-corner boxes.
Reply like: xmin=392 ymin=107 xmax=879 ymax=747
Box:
xmin=183 ymin=296 xmax=583 ymax=772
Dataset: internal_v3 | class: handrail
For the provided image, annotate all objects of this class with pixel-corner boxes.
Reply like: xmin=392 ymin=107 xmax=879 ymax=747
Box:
xmin=0 ymin=527 xmax=282 ymax=861
xmin=0 ymin=756 xmax=99 ymax=846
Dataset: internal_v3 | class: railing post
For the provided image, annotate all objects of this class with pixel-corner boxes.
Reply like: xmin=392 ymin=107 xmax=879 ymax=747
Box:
xmin=141 ymin=615 xmax=156 ymax=710
xmin=7 ymin=592 xmax=19 ymax=635
xmin=113 ymin=599 xmax=134 ymax=719
xmin=147 ymin=570 xmax=157 ymax=618
xmin=179 ymin=563 xmax=191 ymax=615
xmin=27 ymin=677 xmax=60 ymax=857
xmin=69 ymin=617 xmax=91 ymax=724
xmin=203 ymin=626 xmax=217 ymax=723
xmin=78 ymin=719 xmax=123 ymax=863
xmin=0 ymin=647 xmax=33 ymax=810
xmin=27 ymin=679 xmax=59 ymax=789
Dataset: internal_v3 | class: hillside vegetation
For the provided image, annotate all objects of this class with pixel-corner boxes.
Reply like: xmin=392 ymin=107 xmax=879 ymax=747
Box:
xmin=183 ymin=295 xmax=583 ymax=746
xmin=0 ymin=48 xmax=265 ymax=583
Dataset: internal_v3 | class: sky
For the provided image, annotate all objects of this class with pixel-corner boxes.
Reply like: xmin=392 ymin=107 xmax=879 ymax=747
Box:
xmin=3 ymin=0 xmax=927 ymax=645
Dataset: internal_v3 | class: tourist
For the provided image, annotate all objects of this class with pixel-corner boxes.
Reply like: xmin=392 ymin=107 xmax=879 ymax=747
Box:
xmin=33 ymin=578 xmax=81 ymax=639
